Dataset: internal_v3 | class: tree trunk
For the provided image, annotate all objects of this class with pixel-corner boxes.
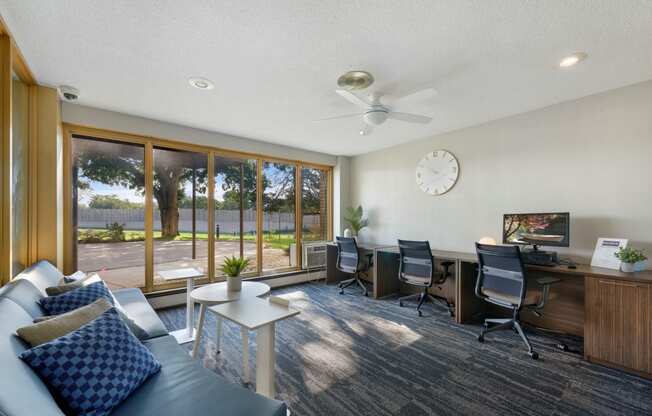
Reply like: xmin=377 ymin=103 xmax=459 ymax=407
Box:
xmin=160 ymin=205 xmax=179 ymax=237
xmin=154 ymin=165 xmax=182 ymax=238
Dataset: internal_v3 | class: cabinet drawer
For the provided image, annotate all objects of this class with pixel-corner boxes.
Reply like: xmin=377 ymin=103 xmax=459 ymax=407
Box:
xmin=585 ymin=277 xmax=652 ymax=374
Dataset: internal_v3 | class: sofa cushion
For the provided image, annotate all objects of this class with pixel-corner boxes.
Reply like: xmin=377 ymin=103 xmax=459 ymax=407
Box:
xmin=16 ymin=298 xmax=112 ymax=347
xmin=39 ymin=281 xmax=114 ymax=315
xmin=45 ymin=273 xmax=94 ymax=296
xmin=0 ymin=299 xmax=65 ymax=416
xmin=14 ymin=260 xmax=64 ymax=296
xmin=0 ymin=278 xmax=47 ymax=318
xmin=19 ymin=308 xmax=161 ymax=416
xmin=111 ymin=335 xmax=287 ymax=416
xmin=113 ymin=288 xmax=169 ymax=339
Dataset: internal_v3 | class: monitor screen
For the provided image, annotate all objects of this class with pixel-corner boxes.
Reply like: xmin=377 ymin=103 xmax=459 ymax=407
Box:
xmin=502 ymin=212 xmax=570 ymax=247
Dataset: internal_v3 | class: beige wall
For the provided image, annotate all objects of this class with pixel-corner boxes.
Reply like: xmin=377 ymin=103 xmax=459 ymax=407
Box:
xmin=61 ymin=103 xmax=336 ymax=166
xmin=350 ymin=80 xmax=652 ymax=264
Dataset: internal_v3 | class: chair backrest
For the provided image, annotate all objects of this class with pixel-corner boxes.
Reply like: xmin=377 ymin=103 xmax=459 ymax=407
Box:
xmin=475 ymin=243 xmax=527 ymax=307
xmin=336 ymin=237 xmax=359 ymax=274
xmin=398 ymin=240 xmax=433 ymax=284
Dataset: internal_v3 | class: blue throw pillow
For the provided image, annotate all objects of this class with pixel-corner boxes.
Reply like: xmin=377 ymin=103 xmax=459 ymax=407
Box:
xmin=19 ymin=308 xmax=161 ymax=416
xmin=39 ymin=281 xmax=114 ymax=315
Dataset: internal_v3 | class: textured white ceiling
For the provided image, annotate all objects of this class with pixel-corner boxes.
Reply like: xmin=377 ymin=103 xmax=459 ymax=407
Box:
xmin=1 ymin=1 xmax=652 ymax=155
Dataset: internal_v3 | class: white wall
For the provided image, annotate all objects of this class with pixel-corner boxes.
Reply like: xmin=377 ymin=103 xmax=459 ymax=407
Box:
xmin=333 ymin=156 xmax=351 ymax=237
xmin=350 ymin=80 xmax=652 ymax=264
xmin=61 ymin=103 xmax=337 ymax=166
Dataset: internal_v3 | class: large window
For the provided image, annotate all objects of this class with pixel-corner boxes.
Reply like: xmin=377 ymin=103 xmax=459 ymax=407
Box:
xmin=301 ymin=167 xmax=329 ymax=243
xmin=65 ymin=127 xmax=331 ymax=291
xmin=71 ymin=136 xmax=146 ymax=289
xmin=153 ymin=147 xmax=208 ymax=286
xmin=262 ymin=161 xmax=296 ymax=273
xmin=11 ymin=75 xmax=29 ymax=277
xmin=214 ymin=156 xmax=257 ymax=277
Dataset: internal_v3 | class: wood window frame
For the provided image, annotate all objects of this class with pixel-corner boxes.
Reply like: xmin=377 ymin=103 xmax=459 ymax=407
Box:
xmin=62 ymin=123 xmax=333 ymax=293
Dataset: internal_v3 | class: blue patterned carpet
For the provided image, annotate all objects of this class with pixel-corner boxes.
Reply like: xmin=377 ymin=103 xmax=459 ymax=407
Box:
xmin=157 ymin=281 xmax=652 ymax=416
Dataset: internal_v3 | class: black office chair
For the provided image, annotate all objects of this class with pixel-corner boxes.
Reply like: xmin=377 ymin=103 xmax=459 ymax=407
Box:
xmin=475 ymin=243 xmax=560 ymax=359
xmin=336 ymin=237 xmax=371 ymax=296
xmin=397 ymin=240 xmax=454 ymax=317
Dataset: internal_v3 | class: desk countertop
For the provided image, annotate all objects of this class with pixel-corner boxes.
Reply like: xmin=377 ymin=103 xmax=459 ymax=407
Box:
xmin=375 ymin=246 xmax=652 ymax=283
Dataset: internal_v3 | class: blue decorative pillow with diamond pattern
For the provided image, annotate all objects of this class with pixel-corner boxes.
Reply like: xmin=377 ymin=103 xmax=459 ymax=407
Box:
xmin=19 ymin=307 xmax=161 ymax=416
xmin=39 ymin=281 xmax=114 ymax=315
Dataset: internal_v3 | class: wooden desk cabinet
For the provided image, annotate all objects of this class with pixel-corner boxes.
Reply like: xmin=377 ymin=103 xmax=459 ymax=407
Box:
xmin=585 ymin=277 xmax=652 ymax=376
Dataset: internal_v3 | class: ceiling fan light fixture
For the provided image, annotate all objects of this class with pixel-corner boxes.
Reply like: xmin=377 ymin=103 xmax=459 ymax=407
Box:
xmin=363 ymin=109 xmax=389 ymax=125
xmin=337 ymin=70 xmax=374 ymax=90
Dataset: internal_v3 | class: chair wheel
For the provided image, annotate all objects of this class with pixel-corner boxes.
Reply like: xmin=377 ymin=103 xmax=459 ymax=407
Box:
xmin=449 ymin=310 xmax=454 ymax=317
xmin=478 ymin=335 xmax=484 ymax=343
xmin=399 ymin=301 xmax=403 ymax=307
xmin=339 ymin=289 xmax=344 ymax=295
xmin=417 ymin=310 xmax=423 ymax=317
xmin=529 ymin=352 xmax=539 ymax=360
xmin=363 ymin=292 xmax=368 ymax=297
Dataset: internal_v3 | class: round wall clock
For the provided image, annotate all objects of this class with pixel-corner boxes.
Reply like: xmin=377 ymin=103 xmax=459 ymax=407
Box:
xmin=415 ymin=150 xmax=459 ymax=195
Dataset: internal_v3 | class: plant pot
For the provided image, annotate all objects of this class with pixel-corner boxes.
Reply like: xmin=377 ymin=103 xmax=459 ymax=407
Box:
xmin=227 ymin=276 xmax=242 ymax=292
xmin=634 ymin=260 xmax=648 ymax=272
xmin=620 ymin=262 xmax=636 ymax=273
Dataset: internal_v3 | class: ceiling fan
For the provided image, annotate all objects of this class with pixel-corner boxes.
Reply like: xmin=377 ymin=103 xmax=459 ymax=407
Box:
xmin=318 ymin=88 xmax=435 ymax=135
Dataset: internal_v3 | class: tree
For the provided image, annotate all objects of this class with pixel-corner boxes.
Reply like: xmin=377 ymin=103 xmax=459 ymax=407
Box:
xmin=74 ymin=143 xmax=207 ymax=238
xmin=88 ymin=194 xmax=144 ymax=209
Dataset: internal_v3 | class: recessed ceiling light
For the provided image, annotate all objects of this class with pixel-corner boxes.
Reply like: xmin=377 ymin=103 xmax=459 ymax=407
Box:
xmin=359 ymin=129 xmax=365 ymax=135
xmin=188 ymin=77 xmax=215 ymax=90
xmin=559 ymin=52 xmax=588 ymax=68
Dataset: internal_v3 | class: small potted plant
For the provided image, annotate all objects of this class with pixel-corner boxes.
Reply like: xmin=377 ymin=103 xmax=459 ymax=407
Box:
xmin=615 ymin=247 xmax=648 ymax=273
xmin=221 ymin=256 xmax=250 ymax=291
xmin=343 ymin=205 xmax=369 ymax=240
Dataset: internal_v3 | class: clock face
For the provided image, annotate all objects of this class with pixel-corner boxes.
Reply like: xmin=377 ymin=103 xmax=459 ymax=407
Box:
xmin=416 ymin=150 xmax=459 ymax=195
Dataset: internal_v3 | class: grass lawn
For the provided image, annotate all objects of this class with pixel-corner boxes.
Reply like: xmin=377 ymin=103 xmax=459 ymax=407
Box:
xmin=78 ymin=228 xmax=307 ymax=250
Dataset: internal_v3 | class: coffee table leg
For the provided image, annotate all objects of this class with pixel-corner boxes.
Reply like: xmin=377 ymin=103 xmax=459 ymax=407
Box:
xmin=191 ymin=303 xmax=206 ymax=359
xmin=256 ymin=322 xmax=276 ymax=398
xmin=186 ymin=278 xmax=194 ymax=339
xmin=216 ymin=316 xmax=222 ymax=354
xmin=241 ymin=327 xmax=250 ymax=384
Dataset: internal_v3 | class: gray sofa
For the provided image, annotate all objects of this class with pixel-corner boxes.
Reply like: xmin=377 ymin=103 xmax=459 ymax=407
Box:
xmin=0 ymin=261 xmax=287 ymax=416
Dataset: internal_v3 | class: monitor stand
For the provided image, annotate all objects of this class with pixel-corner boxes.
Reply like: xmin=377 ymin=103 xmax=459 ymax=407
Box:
xmin=521 ymin=245 xmax=559 ymax=266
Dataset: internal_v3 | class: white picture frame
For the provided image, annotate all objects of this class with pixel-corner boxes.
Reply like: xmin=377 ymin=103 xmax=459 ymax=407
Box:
xmin=591 ymin=238 xmax=628 ymax=270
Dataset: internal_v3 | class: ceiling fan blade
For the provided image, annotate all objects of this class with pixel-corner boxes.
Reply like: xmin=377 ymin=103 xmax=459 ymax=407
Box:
xmin=314 ymin=113 xmax=361 ymax=121
xmin=388 ymin=112 xmax=432 ymax=124
xmin=359 ymin=124 xmax=373 ymax=136
xmin=336 ymin=89 xmax=371 ymax=109
xmin=391 ymin=87 xmax=438 ymax=106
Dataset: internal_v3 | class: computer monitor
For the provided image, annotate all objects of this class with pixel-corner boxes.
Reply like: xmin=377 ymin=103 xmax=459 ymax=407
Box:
xmin=502 ymin=212 xmax=570 ymax=249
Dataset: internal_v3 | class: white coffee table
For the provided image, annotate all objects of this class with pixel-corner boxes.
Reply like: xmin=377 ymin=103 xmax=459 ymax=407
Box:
xmin=158 ymin=268 xmax=204 ymax=344
xmin=210 ymin=296 xmax=300 ymax=399
xmin=190 ymin=281 xmax=270 ymax=359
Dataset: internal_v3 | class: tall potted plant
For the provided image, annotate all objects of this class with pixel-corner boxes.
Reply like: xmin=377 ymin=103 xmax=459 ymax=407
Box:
xmin=615 ymin=247 xmax=648 ymax=273
xmin=343 ymin=205 xmax=369 ymax=239
xmin=221 ymin=256 xmax=250 ymax=291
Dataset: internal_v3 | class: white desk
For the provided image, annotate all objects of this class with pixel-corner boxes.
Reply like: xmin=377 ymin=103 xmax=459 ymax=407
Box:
xmin=210 ymin=296 xmax=300 ymax=399
xmin=189 ymin=281 xmax=270 ymax=359
xmin=158 ymin=268 xmax=204 ymax=344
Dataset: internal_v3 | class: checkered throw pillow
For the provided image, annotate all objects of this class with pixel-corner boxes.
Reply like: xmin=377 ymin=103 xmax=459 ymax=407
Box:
xmin=39 ymin=281 xmax=114 ymax=315
xmin=19 ymin=308 xmax=161 ymax=416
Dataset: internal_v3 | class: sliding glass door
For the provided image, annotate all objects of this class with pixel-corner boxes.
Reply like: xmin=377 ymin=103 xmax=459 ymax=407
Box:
xmin=214 ymin=156 xmax=258 ymax=278
xmin=262 ymin=161 xmax=297 ymax=273
xmin=152 ymin=147 xmax=208 ymax=286
xmin=301 ymin=167 xmax=329 ymax=243
xmin=66 ymin=127 xmax=332 ymax=291
xmin=71 ymin=136 xmax=146 ymax=289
